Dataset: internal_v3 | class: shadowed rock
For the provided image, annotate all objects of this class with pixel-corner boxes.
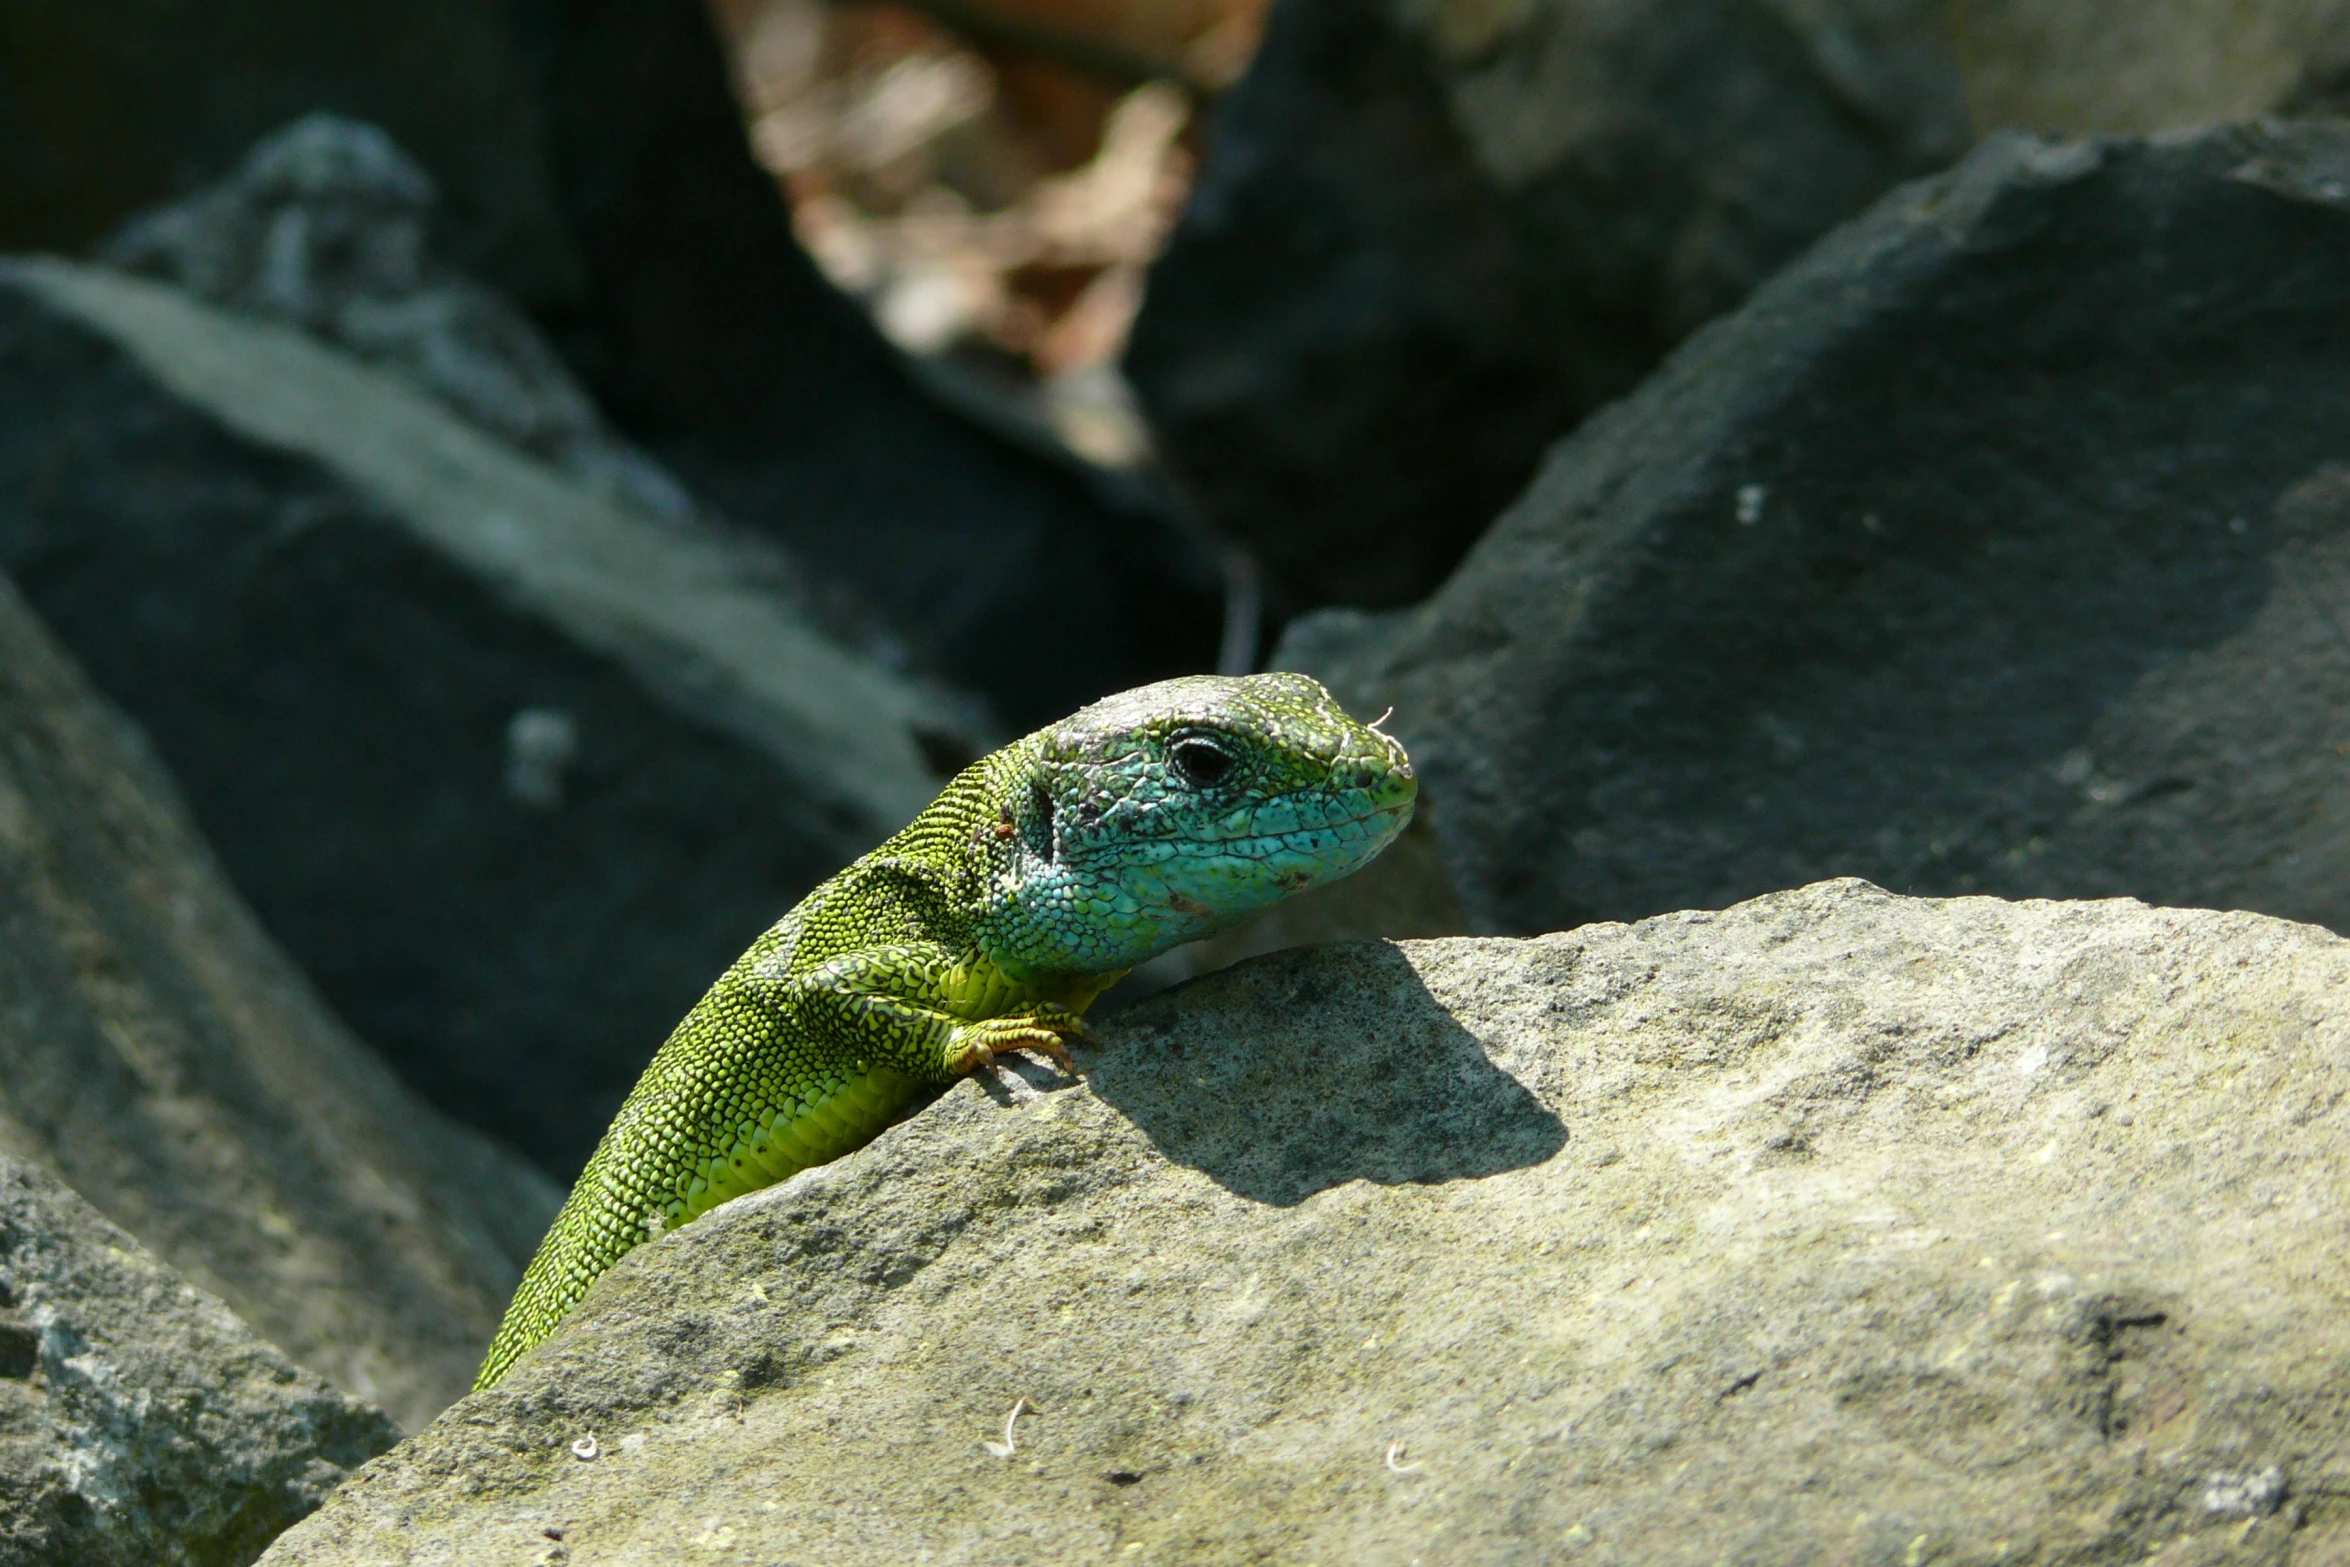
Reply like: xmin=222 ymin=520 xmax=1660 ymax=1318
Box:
xmin=1129 ymin=0 xmax=1966 ymax=608
xmin=0 ymin=260 xmax=976 ymax=1178
xmin=1283 ymin=121 xmax=2350 ymax=944
xmin=0 ymin=569 xmax=557 ymax=1428
xmin=1087 ymin=941 xmax=1563 ymax=1204
xmin=0 ymin=1155 xmax=401 ymax=1567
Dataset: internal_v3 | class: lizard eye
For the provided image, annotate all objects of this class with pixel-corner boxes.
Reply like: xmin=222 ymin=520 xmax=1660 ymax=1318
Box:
xmin=1169 ymin=738 xmax=1235 ymax=789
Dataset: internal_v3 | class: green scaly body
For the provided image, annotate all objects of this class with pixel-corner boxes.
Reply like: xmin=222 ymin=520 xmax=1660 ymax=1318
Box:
xmin=477 ymin=673 xmax=1415 ymax=1388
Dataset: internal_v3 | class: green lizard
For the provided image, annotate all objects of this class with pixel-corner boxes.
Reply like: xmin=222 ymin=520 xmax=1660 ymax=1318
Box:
xmin=476 ymin=673 xmax=1415 ymax=1387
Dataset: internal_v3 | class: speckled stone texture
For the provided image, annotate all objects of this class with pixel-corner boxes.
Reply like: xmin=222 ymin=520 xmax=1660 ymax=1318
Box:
xmin=0 ymin=1156 xmax=399 ymax=1567
xmin=264 ymin=880 xmax=2347 ymax=1566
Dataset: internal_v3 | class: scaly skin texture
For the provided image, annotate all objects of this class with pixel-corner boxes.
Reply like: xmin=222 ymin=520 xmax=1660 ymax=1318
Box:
xmin=476 ymin=674 xmax=1415 ymax=1387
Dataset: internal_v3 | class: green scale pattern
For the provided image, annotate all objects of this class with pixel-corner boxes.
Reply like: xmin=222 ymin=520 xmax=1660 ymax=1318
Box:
xmin=476 ymin=673 xmax=1416 ymax=1388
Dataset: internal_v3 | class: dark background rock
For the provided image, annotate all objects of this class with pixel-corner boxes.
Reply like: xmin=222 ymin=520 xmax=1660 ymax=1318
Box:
xmin=0 ymin=1157 xmax=401 ymax=1567
xmin=102 ymin=113 xmax=710 ymax=529
xmin=0 ymin=567 xmax=558 ymax=1429
xmin=257 ymin=884 xmax=2350 ymax=1565
xmin=0 ymin=0 xmax=578 ymax=305
xmin=1951 ymin=0 xmax=2350 ymax=134
xmin=517 ymin=0 xmax=1220 ymax=730
xmin=1126 ymin=0 xmax=1968 ymax=612
xmin=0 ymin=269 xmax=900 ymax=1183
xmin=0 ymin=0 xmax=1222 ymax=732
xmin=1124 ymin=0 xmax=1573 ymax=616
xmin=1282 ymin=122 xmax=2350 ymax=942
xmin=0 ymin=0 xmax=1226 ymax=1183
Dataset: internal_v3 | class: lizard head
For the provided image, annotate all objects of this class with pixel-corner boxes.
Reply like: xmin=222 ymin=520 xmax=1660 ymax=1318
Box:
xmin=975 ymin=672 xmax=1416 ymax=978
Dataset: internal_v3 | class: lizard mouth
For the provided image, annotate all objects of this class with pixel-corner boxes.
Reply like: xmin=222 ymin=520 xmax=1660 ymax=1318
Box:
xmin=1168 ymin=794 xmax=1416 ymax=853
xmin=1060 ymin=772 xmax=1417 ymax=865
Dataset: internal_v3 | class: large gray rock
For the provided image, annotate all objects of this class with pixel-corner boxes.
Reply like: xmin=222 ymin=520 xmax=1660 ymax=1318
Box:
xmin=0 ymin=568 xmax=558 ymax=1429
xmin=1126 ymin=0 xmax=1968 ymax=609
xmin=262 ymin=881 xmax=2348 ymax=1565
xmin=1280 ymin=121 xmax=2350 ymax=942
xmin=0 ymin=257 xmax=978 ymax=1179
xmin=0 ymin=1155 xmax=400 ymax=1567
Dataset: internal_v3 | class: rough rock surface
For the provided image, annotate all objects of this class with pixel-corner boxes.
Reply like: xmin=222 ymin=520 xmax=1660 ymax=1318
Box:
xmin=1281 ymin=121 xmax=2350 ymax=941
xmin=0 ymin=569 xmax=558 ymax=1430
xmin=1951 ymin=0 xmax=2350 ymax=133
xmin=0 ymin=1156 xmax=400 ymax=1567
xmin=264 ymin=881 xmax=2348 ymax=1566
xmin=0 ymin=259 xmax=977 ymax=1179
xmin=1126 ymin=0 xmax=1968 ymax=608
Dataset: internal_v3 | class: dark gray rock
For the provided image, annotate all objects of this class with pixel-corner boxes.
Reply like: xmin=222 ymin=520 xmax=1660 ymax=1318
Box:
xmin=104 ymin=114 xmax=702 ymax=526
xmin=525 ymin=0 xmax=1216 ymax=729
xmin=257 ymin=882 xmax=2350 ymax=1565
xmin=1127 ymin=0 xmax=1967 ymax=610
xmin=0 ymin=566 xmax=558 ymax=1429
xmin=479 ymin=0 xmax=1227 ymax=728
xmin=0 ymin=1155 xmax=401 ymax=1566
xmin=1952 ymin=0 xmax=2350 ymax=134
xmin=1281 ymin=121 xmax=2350 ymax=941
xmin=1126 ymin=0 xmax=1572 ymax=614
xmin=0 ymin=0 xmax=576 ymax=305
xmin=0 ymin=0 xmax=1222 ymax=730
xmin=0 ymin=259 xmax=974 ymax=1181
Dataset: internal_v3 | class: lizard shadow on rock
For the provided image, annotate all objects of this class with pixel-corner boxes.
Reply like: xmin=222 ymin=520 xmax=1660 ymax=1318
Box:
xmin=1085 ymin=940 xmax=1563 ymax=1206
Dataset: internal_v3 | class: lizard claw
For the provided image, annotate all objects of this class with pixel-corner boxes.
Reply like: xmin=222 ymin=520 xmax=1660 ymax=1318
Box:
xmin=1021 ymin=1030 xmax=1078 ymax=1076
xmin=1028 ymin=1002 xmax=1098 ymax=1047
xmin=946 ymin=1013 xmax=1087 ymax=1080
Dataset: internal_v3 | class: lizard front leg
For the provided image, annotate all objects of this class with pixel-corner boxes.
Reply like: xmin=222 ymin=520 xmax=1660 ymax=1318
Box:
xmin=790 ymin=947 xmax=1092 ymax=1082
